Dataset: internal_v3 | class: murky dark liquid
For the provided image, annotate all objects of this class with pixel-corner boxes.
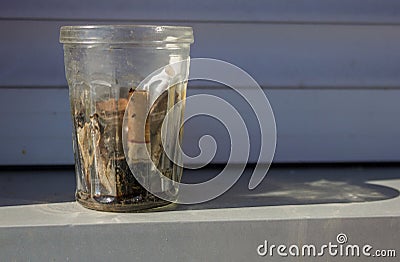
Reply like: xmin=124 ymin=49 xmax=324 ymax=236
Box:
xmin=72 ymin=88 xmax=182 ymax=212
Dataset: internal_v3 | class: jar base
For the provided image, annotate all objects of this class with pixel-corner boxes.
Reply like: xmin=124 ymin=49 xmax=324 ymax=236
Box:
xmin=76 ymin=191 xmax=175 ymax=212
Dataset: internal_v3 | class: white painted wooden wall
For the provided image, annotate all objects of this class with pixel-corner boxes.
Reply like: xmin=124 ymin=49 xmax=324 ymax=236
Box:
xmin=1 ymin=0 xmax=400 ymax=165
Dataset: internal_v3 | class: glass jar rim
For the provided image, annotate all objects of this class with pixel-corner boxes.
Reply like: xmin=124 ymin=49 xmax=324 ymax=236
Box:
xmin=59 ymin=25 xmax=194 ymax=44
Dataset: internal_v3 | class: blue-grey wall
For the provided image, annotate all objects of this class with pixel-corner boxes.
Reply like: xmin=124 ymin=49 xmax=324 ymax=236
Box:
xmin=1 ymin=0 xmax=400 ymax=165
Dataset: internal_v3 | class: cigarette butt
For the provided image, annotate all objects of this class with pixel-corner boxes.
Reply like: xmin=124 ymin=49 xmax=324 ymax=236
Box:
xmin=126 ymin=90 xmax=150 ymax=162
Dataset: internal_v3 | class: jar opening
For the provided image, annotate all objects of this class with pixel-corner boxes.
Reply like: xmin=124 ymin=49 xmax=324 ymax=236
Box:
xmin=60 ymin=25 xmax=194 ymax=44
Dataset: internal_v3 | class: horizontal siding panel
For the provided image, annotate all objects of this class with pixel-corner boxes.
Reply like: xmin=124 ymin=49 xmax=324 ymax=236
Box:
xmin=1 ymin=21 xmax=400 ymax=89
xmin=1 ymin=88 xmax=399 ymax=165
xmin=1 ymin=0 xmax=400 ymax=24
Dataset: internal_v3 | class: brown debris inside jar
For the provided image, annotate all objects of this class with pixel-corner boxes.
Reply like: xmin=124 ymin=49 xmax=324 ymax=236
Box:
xmin=73 ymin=87 xmax=176 ymax=211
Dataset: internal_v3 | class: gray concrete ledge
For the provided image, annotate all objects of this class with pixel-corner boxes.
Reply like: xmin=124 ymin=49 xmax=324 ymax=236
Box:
xmin=1 ymin=166 xmax=399 ymax=261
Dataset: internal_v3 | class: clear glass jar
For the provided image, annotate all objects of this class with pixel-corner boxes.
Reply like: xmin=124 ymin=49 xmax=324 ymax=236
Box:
xmin=60 ymin=25 xmax=193 ymax=212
